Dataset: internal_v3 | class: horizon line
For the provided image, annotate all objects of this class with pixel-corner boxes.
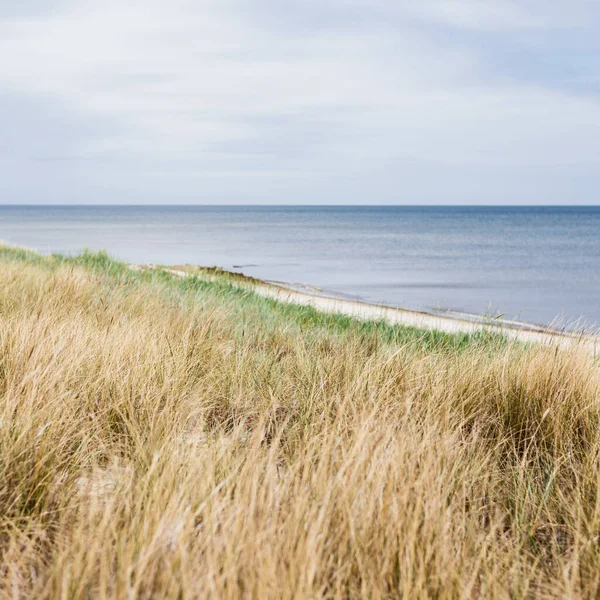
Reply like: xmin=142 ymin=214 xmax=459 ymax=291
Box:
xmin=0 ymin=204 xmax=599 ymax=209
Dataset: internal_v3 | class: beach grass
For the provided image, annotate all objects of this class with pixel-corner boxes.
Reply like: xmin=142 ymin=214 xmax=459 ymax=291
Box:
xmin=0 ymin=246 xmax=599 ymax=598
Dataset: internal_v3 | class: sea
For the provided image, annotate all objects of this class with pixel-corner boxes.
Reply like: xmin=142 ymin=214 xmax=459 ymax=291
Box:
xmin=0 ymin=205 xmax=598 ymax=329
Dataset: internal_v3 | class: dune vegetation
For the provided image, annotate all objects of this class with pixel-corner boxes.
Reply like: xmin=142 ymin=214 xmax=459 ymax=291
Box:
xmin=1 ymin=246 xmax=600 ymax=598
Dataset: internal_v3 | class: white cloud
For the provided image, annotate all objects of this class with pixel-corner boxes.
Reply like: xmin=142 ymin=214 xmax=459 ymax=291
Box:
xmin=401 ymin=0 xmax=593 ymax=30
xmin=1 ymin=0 xmax=600 ymax=203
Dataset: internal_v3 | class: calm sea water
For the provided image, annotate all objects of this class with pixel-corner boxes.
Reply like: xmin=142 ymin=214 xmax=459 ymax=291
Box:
xmin=0 ymin=206 xmax=598 ymax=328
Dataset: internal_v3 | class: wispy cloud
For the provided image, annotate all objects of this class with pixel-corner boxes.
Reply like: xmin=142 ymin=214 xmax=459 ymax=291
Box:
xmin=1 ymin=0 xmax=600 ymax=203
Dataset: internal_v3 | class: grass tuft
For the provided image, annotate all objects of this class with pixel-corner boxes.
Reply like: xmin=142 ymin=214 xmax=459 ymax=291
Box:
xmin=0 ymin=246 xmax=598 ymax=598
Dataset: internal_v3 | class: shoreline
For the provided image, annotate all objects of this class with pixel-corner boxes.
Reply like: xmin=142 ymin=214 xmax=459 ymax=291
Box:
xmin=3 ymin=241 xmax=598 ymax=352
xmin=149 ymin=264 xmax=600 ymax=355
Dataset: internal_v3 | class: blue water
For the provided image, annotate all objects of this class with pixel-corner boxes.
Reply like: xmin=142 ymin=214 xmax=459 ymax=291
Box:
xmin=0 ymin=205 xmax=598 ymax=328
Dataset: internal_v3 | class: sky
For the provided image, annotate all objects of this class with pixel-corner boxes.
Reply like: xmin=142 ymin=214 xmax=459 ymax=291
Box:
xmin=1 ymin=0 xmax=600 ymax=205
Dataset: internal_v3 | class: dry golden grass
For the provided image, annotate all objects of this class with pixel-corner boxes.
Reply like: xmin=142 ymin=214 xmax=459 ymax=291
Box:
xmin=1 ymin=248 xmax=600 ymax=598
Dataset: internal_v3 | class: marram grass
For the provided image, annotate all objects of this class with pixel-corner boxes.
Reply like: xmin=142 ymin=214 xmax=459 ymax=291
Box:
xmin=0 ymin=247 xmax=599 ymax=598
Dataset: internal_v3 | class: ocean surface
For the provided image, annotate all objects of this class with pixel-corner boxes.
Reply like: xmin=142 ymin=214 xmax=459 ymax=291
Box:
xmin=0 ymin=206 xmax=598 ymax=328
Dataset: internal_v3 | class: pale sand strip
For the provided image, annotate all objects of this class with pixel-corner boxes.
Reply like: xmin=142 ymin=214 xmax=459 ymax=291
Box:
xmin=140 ymin=265 xmax=600 ymax=355
xmin=254 ymin=282 xmax=599 ymax=354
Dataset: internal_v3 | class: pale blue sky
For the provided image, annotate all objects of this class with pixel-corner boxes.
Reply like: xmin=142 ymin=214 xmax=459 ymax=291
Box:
xmin=1 ymin=0 xmax=600 ymax=204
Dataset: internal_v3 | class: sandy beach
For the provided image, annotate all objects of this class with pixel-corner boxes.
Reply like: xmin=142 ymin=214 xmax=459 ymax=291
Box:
xmin=148 ymin=265 xmax=600 ymax=355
